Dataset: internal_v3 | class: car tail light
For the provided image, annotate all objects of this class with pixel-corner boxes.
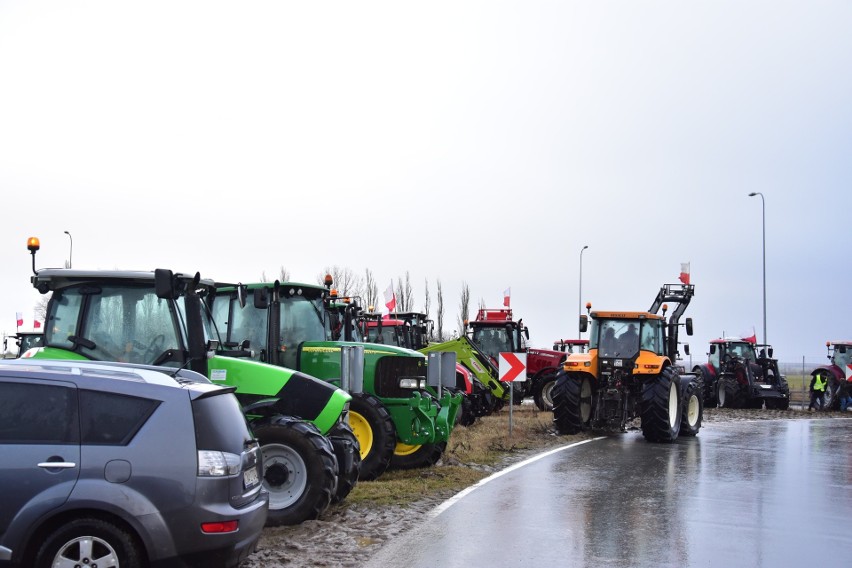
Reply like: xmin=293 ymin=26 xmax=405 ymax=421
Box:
xmin=198 ymin=451 xmax=241 ymax=476
xmin=201 ymin=520 xmax=239 ymax=533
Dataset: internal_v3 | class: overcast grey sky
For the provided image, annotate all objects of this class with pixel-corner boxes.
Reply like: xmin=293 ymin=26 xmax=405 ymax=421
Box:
xmin=1 ymin=1 xmax=850 ymax=363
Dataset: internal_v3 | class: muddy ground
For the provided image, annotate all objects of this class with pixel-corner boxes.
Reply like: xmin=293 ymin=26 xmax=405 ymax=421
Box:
xmin=241 ymin=406 xmax=850 ymax=568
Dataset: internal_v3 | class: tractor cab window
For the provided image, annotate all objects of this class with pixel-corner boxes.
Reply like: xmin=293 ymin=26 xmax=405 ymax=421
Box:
xmin=833 ymin=346 xmax=851 ymax=371
xmin=595 ymin=320 xmax=640 ymax=358
xmin=709 ymin=345 xmax=721 ymax=368
xmin=45 ymin=289 xmax=84 ymax=350
xmin=472 ymin=326 xmax=512 ymax=360
xmin=75 ymin=285 xmax=180 ymax=365
xmin=728 ymin=342 xmax=756 ymax=362
xmin=222 ymin=302 xmax=267 ymax=362
xmin=640 ymin=319 xmax=664 ymax=354
xmin=279 ymin=293 xmax=328 ymax=369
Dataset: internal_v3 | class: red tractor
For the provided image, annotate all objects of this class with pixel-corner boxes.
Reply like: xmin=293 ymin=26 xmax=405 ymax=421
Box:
xmin=811 ymin=341 xmax=852 ymax=410
xmin=693 ymin=338 xmax=789 ymax=409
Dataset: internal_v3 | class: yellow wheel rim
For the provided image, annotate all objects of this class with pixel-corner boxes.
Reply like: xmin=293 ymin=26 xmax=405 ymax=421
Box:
xmin=394 ymin=441 xmax=421 ymax=457
xmin=349 ymin=411 xmax=373 ymax=460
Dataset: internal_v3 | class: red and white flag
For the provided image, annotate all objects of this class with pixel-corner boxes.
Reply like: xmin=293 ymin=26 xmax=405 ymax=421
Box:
xmin=34 ymin=319 xmax=42 ymax=329
xmin=679 ymin=263 xmax=691 ymax=285
xmin=740 ymin=326 xmax=757 ymax=343
xmin=15 ymin=312 xmax=23 ymax=328
xmin=384 ymin=281 xmax=396 ymax=313
xmin=503 ymin=287 xmax=511 ymax=307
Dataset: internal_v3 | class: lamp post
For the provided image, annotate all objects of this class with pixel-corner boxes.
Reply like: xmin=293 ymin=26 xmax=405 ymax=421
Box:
xmin=578 ymin=245 xmax=589 ymax=339
xmin=748 ymin=192 xmax=766 ymax=344
xmin=64 ymin=231 xmax=73 ymax=269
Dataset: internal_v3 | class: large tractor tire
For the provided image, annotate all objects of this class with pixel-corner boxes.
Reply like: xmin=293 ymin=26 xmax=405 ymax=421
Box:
xmin=253 ymin=417 xmax=338 ymax=526
xmin=348 ymin=393 xmax=396 ymax=481
xmin=640 ymin=366 xmax=682 ymax=443
xmin=821 ymin=377 xmax=840 ymax=411
xmin=552 ymin=371 xmax=593 ymax=435
xmin=390 ymin=441 xmax=447 ymax=470
xmin=680 ymin=377 xmax=703 ymax=437
xmin=693 ymin=365 xmax=717 ymax=408
xmin=454 ymin=393 xmax=477 ymax=426
xmin=721 ymin=373 xmax=748 ymax=409
xmin=532 ymin=368 xmax=559 ymax=411
xmin=327 ymin=421 xmax=361 ymax=504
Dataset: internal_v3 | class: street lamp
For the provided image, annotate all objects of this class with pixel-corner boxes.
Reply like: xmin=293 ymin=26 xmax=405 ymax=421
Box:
xmin=64 ymin=231 xmax=73 ymax=269
xmin=579 ymin=245 xmax=589 ymax=339
xmin=748 ymin=192 xmax=766 ymax=344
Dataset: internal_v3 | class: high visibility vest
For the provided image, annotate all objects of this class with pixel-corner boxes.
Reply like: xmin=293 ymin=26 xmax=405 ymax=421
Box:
xmin=814 ymin=374 xmax=827 ymax=392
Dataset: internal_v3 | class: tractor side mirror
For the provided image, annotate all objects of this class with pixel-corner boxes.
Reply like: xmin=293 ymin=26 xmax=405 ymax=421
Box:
xmin=236 ymin=284 xmax=247 ymax=308
xmin=709 ymin=344 xmax=716 ymax=355
xmin=579 ymin=315 xmax=588 ymax=333
xmin=253 ymin=288 xmax=268 ymax=309
xmin=684 ymin=344 xmax=690 ymax=356
xmin=685 ymin=318 xmax=693 ymax=336
xmin=768 ymin=347 xmax=774 ymax=358
xmin=154 ymin=269 xmax=176 ymax=300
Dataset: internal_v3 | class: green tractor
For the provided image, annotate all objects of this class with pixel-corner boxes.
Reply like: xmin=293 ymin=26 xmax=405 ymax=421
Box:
xmin=24 ymin=237 xmax=356 ymax=526
xmin=209 ymin=278 xmax=462 ymax=480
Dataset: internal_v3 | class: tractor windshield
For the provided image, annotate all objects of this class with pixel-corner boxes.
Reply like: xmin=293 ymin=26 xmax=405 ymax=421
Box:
xmin=47 ymin=284 xmax=182 ymax=366
xmin=833 ymin=345 xmax=851 ymax=371
xmin=471 ymin=326 xmax=514 ymax=360
xmin=592 ymin=319 xmax=640 ymax=358
xmin=728 ymin=342 xmax=757 ymax=362
xmin=367 ymin=324 xmax=410 ymax=347
xmin=279 ymin=293 xmax=330 ymax=369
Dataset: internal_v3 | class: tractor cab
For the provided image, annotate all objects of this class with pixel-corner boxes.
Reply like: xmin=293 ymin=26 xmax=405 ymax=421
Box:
xmin=552 ymin=339 xmax=589 ymax=353
xmin=12 ymin=331 xmax=44 ymax=357
xmin=578 ymin=312 xmax=668 ymax=378
xmin=389 ymin=312 xmax=433 ymax=349
xmin=469 ymin=308 xmax=528 ymax=362
xmin=827 ymin=341 xmax=852 ymax=371
xmin=364 ymin=318 xmax=411 ymax=347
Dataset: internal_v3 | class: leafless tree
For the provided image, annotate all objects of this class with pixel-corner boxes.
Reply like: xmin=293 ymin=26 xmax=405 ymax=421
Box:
xmin=34 ymin=295 xmax=50 ymax=321
xmin=394 ymin=271 xmax=414 ymax=312
xmin=260 ymin=271 xmax=269 ymax=283
xmin=436 ymin=280 xmax=444 ymax=342
xmin=364 ymin=268 xmax=379 ymax=312
xmin=279 ymin=266 xmax=291 ymax=282
xmin=423 ymin=278 xmax=431 ymax=319
xmin=318 ymin=266 xmax=364 ymax=297
xmin=457 ymin=282 xmax=470 ymax=336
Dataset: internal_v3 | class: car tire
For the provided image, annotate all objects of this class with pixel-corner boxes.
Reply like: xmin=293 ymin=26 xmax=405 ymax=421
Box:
xmin=36 ymin=517 xmax=143 ymax=568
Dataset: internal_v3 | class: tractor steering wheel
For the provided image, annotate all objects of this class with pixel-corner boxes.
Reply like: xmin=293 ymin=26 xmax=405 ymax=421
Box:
xmin=142 ymin=334 xmax=166 ymax=363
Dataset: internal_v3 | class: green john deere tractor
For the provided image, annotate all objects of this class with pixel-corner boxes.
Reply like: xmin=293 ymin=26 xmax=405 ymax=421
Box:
xmin=24 ymin=237 xmax=356 ymax=526
xmin=209 ymin=277 xmax=462 ymax=480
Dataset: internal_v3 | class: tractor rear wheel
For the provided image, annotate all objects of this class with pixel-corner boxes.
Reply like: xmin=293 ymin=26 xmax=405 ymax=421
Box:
xmin=680 ymin=377 xmax=703 ymax=437
xmin=348 ymin=393 xmax=396 ymax=481
xmin=693 ymin=366 xmax=717 ymax=408
xmin=532 ymin=369 xmax=558 ymax=411
xmin=253 ymin=417 xmax=337 ymax=526
xmin=327 ymin=421 xmax=361 ymax=503
xmin=552 ymin=371 xmax=593 ymax=435
xmin=721 ymin=375 xmax=748 ymax=409
xmin=640 ymin=366 xmax=682 ymax=443
xmin=390 ymin=441 xmax=447 ymax=470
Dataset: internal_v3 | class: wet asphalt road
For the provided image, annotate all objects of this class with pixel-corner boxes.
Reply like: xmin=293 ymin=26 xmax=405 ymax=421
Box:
xmin=365 ymin=419 xmax=852 ymax=568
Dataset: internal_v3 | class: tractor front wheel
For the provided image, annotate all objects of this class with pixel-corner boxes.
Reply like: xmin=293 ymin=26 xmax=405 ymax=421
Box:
xmin=640 ymin=367 xmax=682 ymax=443
xmin=253 ymin=417 xmax=337 ymax=526
xmin=327 ymin=421 xmax=361 ymax=503
xmin=390 ymin=441 xmax=447 ymax=470
xmin=348 ymin=393 xmax=396 ymax=481
xmin=552 ymin=371 xmax=593 ymax=435
xmin=680 ymin=377 xmax=703 ymax=437
xmin=532 ymin=368 xmax=558 ymax=411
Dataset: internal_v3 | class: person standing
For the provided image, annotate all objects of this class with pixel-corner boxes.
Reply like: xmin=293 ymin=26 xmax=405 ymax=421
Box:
xmin=837 ymin=375 xmax=852 ymax=412
xmin=808 ymin=372 xmax=828 ymax=411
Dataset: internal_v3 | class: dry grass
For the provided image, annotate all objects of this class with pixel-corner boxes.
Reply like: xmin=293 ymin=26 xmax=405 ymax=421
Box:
xmin=347 ymin=404 xmax=570 ymax=506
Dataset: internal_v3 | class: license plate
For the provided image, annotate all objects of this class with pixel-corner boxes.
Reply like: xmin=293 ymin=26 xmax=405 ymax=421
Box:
xmin=614 ymin=359 xmax=623 ymax=367
xmin=243 ymin=467 xmax=259 ymax=489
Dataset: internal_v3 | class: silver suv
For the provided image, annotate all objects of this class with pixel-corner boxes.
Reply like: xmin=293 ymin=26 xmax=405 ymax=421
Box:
xmin=0 ymin=359 xmax=268 ymax=568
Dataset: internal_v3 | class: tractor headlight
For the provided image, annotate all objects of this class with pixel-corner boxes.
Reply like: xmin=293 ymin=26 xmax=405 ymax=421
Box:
xmin=399 ymin=377 xmax=426 ymax=389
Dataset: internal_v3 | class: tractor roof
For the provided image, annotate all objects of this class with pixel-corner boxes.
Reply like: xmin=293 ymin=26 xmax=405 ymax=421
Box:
xmin=365 ymin=319 xmax=405 ymax=327
xmin=710 ymin=337 xmax=756 ymax=344
xmin=32 ymin=269 xmax=214 ymax=291
xmin=590 ymin=311 xmax=665 ymax=321
xmin=474 ymin=308 xmax=514 ymax=322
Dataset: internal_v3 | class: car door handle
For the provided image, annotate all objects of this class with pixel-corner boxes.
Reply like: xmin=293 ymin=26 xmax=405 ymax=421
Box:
xmin=38 ymin=462 xmax=76 ymax=469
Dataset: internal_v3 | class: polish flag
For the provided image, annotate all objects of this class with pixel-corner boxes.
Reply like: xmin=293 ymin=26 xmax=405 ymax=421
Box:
xmin=740 ymin=326 xmax=757 ymax=344
xmin=679 ymin=263 xmax=691 ymax=285
xmin=503 ymin=287 xmax=511 ymax=307
xmin=384 ymin=282 xmax=396 ymax=313
xmin=34 ymin=319 xmax=42 ymax=329
xmin=15 ymin=312 xmax=23 ymax=327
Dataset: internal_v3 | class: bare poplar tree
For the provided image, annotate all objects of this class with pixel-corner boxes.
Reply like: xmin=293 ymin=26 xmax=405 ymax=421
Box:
xmin=35 ymin=295 xmax=50 ymax=321
xmin=318 ymin=266 xmax=364 ymax=297
xmin=260 ymin=271 xmax=269 ymax=283
xmin=279 ymin=266 xmax=291 ymax=282
xmin=457 ymin=282 xmax=470 ymax=337
xmin=395 ymin=271 xmax=413 ymax=312
xmin=423 ymin=278 xmax=430 ymax=318
xmin=364 ymin=268 xmax=379 ymax=311
xmin=436 ymin=279 xmax=444 ymax=341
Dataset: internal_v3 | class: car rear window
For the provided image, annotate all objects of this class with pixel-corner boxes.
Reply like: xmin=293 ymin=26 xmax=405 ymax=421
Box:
xmin=192 ymin=392 xmax=254 ymax=453
xmin=79 ymin=390 xmax=160 ymax=445
xmin=0 ymin=382 xmax=79 ymax=444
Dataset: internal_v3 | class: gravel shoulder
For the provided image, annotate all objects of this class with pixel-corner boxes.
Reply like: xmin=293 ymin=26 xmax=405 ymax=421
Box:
xmin=242 ymin=406 xmax=851 ymax=568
